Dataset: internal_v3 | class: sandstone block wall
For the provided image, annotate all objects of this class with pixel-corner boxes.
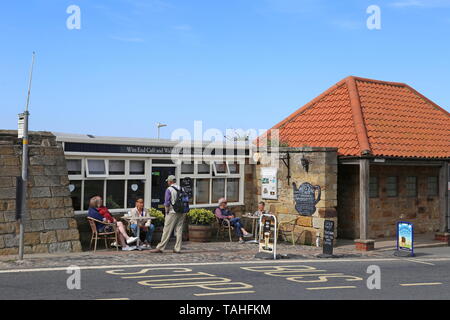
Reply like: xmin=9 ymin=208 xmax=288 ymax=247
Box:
xmin=0 ymin=130 xmax=82 ymax=255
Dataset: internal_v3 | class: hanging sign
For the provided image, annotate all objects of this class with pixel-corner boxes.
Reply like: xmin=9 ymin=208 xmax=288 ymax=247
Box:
xmin=258 ymin=214 xmax=277 ymax=259
xmin=396 ymin=221 xmax=414 ymax=256
xmin=261 ymin=167 xmax=278 ymax=200
xmin=293 ymin=182 xmax=321 ymax=216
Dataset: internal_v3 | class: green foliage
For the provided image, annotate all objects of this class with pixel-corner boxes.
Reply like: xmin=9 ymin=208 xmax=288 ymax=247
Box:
xmin=187 ymin=208 xmax=216 ymax=226
xmin=148 ymin=208 xmax=165 ymax=227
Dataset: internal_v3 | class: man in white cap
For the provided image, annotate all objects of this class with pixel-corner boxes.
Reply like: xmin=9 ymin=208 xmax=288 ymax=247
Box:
xmin=150 ymin=175 xmax=185 ymax=254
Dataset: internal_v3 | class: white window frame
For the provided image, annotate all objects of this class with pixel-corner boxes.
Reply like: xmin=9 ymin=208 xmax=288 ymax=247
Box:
xmin=85 ymin=159 xmax=108 ymax=178
xmin=212 ymin=161 xmax=230 ymax=176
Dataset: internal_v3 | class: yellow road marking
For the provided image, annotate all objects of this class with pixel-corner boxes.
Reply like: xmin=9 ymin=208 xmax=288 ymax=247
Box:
xmin=194 ymin=290 xmax=256 ymax=296
xmin=306 ymin=286 xmax=357 ymax=290
xmin=400 ymin=282 xmax=442 ymax=286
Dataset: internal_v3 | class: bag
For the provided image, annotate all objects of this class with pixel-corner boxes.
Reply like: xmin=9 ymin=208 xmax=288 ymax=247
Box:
xmin=170 ymin=186 xmax=190 ymax=214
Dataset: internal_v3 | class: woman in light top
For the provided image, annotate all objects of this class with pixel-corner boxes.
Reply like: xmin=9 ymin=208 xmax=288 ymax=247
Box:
xmin=130 ymin=198 xmax=155 ymax=248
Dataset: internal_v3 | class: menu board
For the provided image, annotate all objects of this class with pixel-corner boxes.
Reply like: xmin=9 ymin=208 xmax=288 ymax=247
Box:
xmin=258 ymin=214 xmax=277 ymax=259
xmin=261 ymin=167 xmax=278 ymax=200
xmin=180 ymin=177 xmax=193 ymax=200
xmin=397 ymin=222 xmax=414 ymax=253
xmin=323 ymin=220 xmax=335 ymax=256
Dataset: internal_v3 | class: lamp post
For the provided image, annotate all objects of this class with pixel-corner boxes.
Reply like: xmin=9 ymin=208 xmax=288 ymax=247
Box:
xmin=18 ymin=52 xmax=35 ymax=261
xmin=156 ymin=122 xmax=167 ymax=139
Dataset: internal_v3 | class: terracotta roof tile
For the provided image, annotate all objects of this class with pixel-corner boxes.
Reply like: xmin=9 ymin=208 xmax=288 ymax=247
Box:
xmin=261 ymin=76 xmax=450 ymax=159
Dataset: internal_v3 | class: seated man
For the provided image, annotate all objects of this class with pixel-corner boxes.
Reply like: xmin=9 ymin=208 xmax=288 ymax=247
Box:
xmin=88 ymin=196 xmax=138 ymax=251
xmin=254 ymin=201 xmax=269 ymax=217
xmin=214 ymin=198 xmax=252 ymax=243
xmin=129 ymin=198 xmax=155 ymax=248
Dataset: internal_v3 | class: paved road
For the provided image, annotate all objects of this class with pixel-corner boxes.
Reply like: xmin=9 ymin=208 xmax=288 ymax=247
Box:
xmin=1 ymin=253 xmax=450 ymax=300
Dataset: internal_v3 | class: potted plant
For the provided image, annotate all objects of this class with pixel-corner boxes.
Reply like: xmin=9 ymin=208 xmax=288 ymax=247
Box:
xmin=186 ymin=208 xmax=216 ymax=242
xmin=148 ymin=208 xmax=165 ymax=243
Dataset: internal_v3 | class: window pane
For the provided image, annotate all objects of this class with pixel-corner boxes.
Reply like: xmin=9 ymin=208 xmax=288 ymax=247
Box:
xmin=198 ymin=162 xmax=211 ymax=174
xmin=130 ymin=160 xmax=145 ymax=175
xmin=195 ymin=179 xmax=210 ymax=204
xmin=83 ymin=180 xmax=104 ymax=210
xmin=68 ymin=180 xmax=82 ymax=211
xmin=227 ymin=178 xmax=240 ymax=202
xmin=386 ymin=176 xmax=397 ymax=197
xmin=369 ymin=177 xmax=378 ymax=198
xmin=427 ymin=176 xmax=438 ymax=196
xmin=106 ymin=180 xmax=125 ymax=209
xmin=212 ymin=178 xmax=225 ymax=203
xmin=181 ymin=162 xmax=194 ymax=175
xmin=109 ymin=160 xmax=125 ymax=175
xmin=228 ymin=162 xmax=240 ymax=174
xmin=406 ymin=176 xmax=417 ymax=197
xmin=67 ymin=160 xmax=81 ymax=175
xmin=214 ymin=162 xmax=227 ymax=174
xmin=127 ymin=180 xmax=145 ymax=208
xmin=87 ymin=160 xmax=105 ymax=175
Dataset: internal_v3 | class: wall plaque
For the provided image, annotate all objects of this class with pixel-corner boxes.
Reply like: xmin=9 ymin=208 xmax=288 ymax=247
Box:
xmin=293 ymin=182 xmax=321 ymax=216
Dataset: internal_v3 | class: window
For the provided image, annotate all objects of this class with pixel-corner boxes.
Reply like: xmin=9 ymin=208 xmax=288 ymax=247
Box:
xmin=83 ymin=180 xmax=104 ymax=210
xmin=427 ymin=176 xmax=438 ymax=196
xmin=68 ymin=180 xmax=82 ymax=211
xmin=109 ymin=160 xmax=125 ymax=175
xmin=197 ymin=162 xmax=211 ymax=174
xmin=369 ymin=177 xmax=378 ymax=198
xmin=213 ymin=162 xmax=229 ymax=176
xmin=127 ymin=180 xmax=145 ymax=208
xmin=106 ymin=180 xmax=125 ymax=209
xmin=386 ymin=176 xmax=398 ymax=197
xmin=227 ymin=178 xmax=240 ymax=202
xmin=67 ymin=159 xmax=82 ymax=175
xmin=195 ymin=179 xmax=210 ymax=204
xmin=228 ymin=162 xmax=240 ymax=174
xmin=86 ymin=159 xmax=106 ymax=177
xmin=130 ymin=160 xmax=145 ymax=175
xmin=181 ymin=162 xmax=194 ymax=175
xmin=406 ymin=176 xmax=417 ymax=197
xmin=212 ymin=178 xmax=225 ymax=203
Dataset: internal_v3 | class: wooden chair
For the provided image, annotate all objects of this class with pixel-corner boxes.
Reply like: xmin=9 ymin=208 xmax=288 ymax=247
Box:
xmin=216 ymin=216 xmax=233 ymax=242
xmin=87 ymin=217 xmax=118 ymax=252
xmin=277 ymin=215 xmax=299 ymax=246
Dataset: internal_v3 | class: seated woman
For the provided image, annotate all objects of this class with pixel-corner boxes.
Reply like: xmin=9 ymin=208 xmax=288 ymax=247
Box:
xmin=88 ymin=196 xmax=138 ymax=251
xmin=129 ymin=198 xmax=155 ymax=248
xmin=214 ymin=198 xmax=252 ymax=243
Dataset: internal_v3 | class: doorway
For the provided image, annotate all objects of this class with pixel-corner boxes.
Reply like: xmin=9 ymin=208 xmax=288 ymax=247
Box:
xmin=151 ymin=166 xmax=176 ymax=210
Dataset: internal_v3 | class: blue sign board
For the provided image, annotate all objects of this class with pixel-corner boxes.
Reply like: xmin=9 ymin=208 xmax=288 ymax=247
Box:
xmin=397 ymin=221 xmax=414 ymax=255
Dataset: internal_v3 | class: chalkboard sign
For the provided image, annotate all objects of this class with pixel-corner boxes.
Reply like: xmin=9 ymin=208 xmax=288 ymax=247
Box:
xmin=323 ymin=220 xmax=335 ymax=256
xmin=180 ymin=177 xmax=193 ymax=200
xmin=293 ymin=182 xmax=321 ymax=216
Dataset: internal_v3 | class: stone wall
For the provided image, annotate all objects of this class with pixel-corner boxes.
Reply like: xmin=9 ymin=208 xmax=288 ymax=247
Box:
xmin=337 ymin=164 xmax=441 ymax=239
xmin=0 ymin=130 xmax=82 ymax=255
xmin=251 ymin=147 xmax=338 ymax=245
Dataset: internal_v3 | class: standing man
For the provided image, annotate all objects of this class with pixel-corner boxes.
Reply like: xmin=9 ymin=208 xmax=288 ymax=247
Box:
xmin=150 ymin=175 xmax=186 ymax=254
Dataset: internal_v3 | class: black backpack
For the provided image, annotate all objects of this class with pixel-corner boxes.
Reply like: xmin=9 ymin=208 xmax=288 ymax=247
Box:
xmin=170 ymin=186 xmax=189 ymax=214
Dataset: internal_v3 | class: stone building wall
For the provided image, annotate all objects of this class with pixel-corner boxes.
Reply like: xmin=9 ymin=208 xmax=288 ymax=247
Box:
xmin=251 ymin=147 xmax=338 ymax=245
xmin=0 ymin=130 xmax=82 ymax=255
xmin=337 ymin=164 xmax=441 ymax=239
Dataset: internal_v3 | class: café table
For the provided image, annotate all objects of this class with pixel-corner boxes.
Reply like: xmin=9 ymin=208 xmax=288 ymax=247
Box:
xmin=242 ymin=213 xmax=261 ymax=244
xmin=122 ymin=215 xmax=156 ymax=250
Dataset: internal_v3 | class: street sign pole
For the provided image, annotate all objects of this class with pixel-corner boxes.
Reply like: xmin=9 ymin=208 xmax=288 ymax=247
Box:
xmin=18 ymin=52 xmax=35 ymax=261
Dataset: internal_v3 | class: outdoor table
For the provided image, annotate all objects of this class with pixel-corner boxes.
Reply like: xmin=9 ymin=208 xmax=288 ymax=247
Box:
xmin=242 ymin=213 xmax=261 ymax=244
xmin=121 ymin=215 xmax=156 ymax=250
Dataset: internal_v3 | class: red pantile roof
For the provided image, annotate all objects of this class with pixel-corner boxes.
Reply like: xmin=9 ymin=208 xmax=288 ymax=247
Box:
xmin=261 ymin=76 xmax=450 ymax=159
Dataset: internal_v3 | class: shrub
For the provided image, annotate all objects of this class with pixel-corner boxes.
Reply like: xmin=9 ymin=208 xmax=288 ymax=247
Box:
xmin=148 ymin=208 xmax=165 ymax=227
xmin=187 ymin=209 xmax=216 ymax=226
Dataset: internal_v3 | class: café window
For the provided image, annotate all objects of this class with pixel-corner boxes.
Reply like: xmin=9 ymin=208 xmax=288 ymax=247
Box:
xmin=386 ymin=176 xmax=398 ymax=197
xmin=212 ymin=178 xmax=226 ymax=203
xmin=83 ymin=180 xmax=104 ymax=209
xmin=406 ymin=176 xmax=417 ymax=197
xmin=109 ymin=160 xmax=125 ymax=175
xmin=127 ymin=180 xmax=145 ymax=208
xmin=68 ymin=181 xmax=82 ymax=211
xmin=67 ymin=159 xmax=82 ymax=175
xmin=130 ymin=160 xmax=145 ymax=175
xmin=369 ymin=176 xmax=378 ymax=198
xmin=427 ymin=176 xmax=438 ymax=196
xmin=106 ymin=180 xmax=125 ymax=209
xmin=195 ymin=179 xmax=210 ymax=204
xmin=197 ymin=162 xmax=211 ymax=175
xmin=213 ymin=162 xmax=229 ymax=176
xmin=226 ymin=178 xmax=240 ymax=202
xmin=181 ymin=162 xmax=194 ymax=175
xmin=86 ymin=159 xmax=107 ymax=177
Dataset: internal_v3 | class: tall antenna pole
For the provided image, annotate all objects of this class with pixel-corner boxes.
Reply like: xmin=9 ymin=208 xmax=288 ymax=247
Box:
xmin=18 ymin=52 xmax=35 ymax=261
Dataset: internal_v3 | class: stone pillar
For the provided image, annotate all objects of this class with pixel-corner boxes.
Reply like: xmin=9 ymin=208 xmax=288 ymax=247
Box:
xmin=435 ymin=162 xmax=450 ymax=244
xmin=355 ymin=158 xmax=375 ymax=251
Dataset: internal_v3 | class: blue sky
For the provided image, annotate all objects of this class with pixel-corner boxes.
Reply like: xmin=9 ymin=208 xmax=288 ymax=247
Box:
xmin=1 ymin=0 xmax=449 ymax=139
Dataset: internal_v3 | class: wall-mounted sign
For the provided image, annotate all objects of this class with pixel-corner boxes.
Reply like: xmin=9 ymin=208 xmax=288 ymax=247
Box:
xmin=258 ymin=214 xmax=277 ymax=259
xmin=293 ymin=182 xmax=321 ymax=216
xmin=261 ymin=167 xmax=278 ymax=200
xmin=323 ymin=220 xmax=335 ymax=256
xmin=18 ymin=114 xmax=25 ymax=139
xmin=131 ymin=184 xmax=139 ymax=192
xmin=396 ymin=221 xmax=414 ymax=257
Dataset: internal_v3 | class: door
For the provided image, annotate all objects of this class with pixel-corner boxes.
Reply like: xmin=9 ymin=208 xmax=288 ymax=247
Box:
xmin=151 ymin=167 xmax=176 ymax=210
